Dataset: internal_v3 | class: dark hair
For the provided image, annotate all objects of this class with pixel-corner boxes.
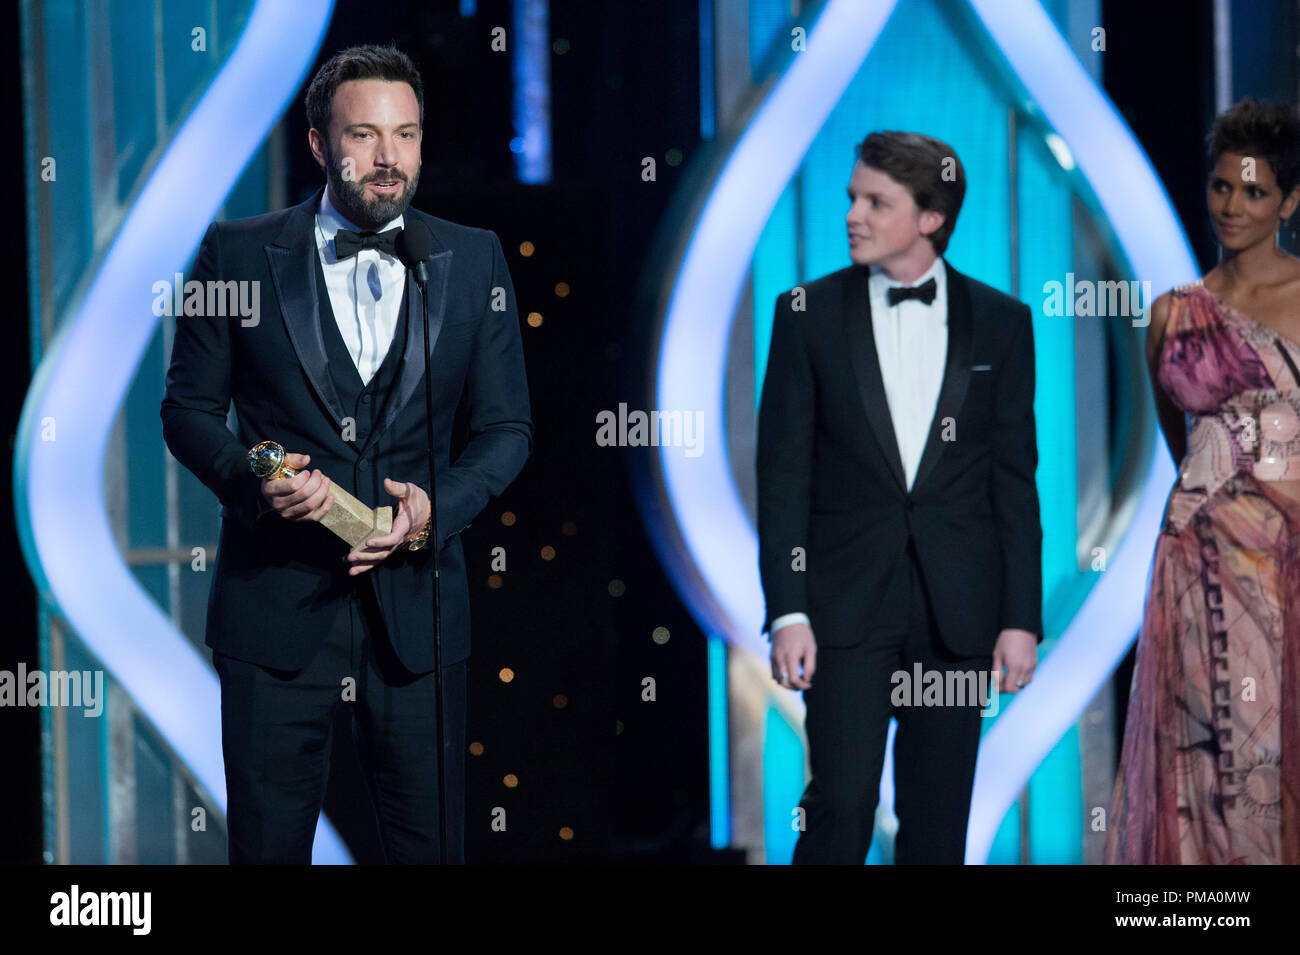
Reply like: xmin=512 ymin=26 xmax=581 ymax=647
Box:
xmin=305 ymin=45 xmax=424 ymax=135
xmin=856 ymin=131 xmax=966 ymax=254
xmin=1207 ymin=98 xmax=1300 ymax=199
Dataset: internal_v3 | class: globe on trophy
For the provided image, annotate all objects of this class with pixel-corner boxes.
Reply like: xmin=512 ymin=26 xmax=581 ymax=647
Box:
xmin=248 ymin=440 xmax=393 ymax=552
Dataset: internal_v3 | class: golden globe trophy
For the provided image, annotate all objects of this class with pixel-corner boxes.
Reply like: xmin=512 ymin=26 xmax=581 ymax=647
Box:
xmin=247 ymin=440 xmax=392 ymax=552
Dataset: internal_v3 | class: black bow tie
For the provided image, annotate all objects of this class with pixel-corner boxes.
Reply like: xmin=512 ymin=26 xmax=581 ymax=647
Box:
xmin=334 ymin=226 xmax=401 ymax=260
xmin=886 ymin=276 xmax=937 ymax=306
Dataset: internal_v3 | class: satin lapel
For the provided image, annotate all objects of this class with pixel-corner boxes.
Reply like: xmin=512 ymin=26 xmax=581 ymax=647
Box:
xmin=843 ymin=265 xmax=907 ymax=493
xmin=363 ymin=247 xmax=453 ymax=454
xmin=911 ymin=262 xmax=973 ymax=491
xmin=264 ymin=190 xmax=347 ymax=429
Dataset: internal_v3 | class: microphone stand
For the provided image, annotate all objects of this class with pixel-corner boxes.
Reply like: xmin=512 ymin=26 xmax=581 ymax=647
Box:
xmin=412 ymin=267 xmax=447 ymax=865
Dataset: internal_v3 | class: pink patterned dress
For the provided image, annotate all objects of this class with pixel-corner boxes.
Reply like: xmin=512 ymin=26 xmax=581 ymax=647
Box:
xmin=1107 ymin=281 xmax=1300 ymax=864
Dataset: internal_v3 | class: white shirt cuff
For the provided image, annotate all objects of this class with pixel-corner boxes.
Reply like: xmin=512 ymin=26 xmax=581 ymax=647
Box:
xmin=770 ymin=612 xmax=810 ymax=635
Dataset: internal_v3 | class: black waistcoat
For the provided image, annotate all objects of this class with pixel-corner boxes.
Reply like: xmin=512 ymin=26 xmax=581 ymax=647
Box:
xmin=314 ymin=254 xmax=410 ymax=506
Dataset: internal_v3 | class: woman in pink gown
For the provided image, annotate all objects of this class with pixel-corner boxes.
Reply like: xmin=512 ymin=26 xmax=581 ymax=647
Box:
xmin=1108 ymin=99 xmax=1300 ymax=864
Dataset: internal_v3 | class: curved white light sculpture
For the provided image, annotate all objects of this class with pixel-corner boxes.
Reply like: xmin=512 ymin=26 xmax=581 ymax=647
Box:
xmin=14 ymin=0 xmax=350 ymax=863
xmin=655 ymin=0 xmax=897 ymax=662
xmin=961 ymin=0 xmax=1191 ymax=864
xmin=649 ymin=0 xmax=1195 ymax=863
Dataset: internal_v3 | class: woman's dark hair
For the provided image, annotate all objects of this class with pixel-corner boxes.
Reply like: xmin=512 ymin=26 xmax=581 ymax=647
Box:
xmin=305 ymin=45 xmax=424 ymax=135
xmin=1207 ymin=98 xmax=1300 ymax=199
xmin=856 ymin=131 xmax=966 ymax=254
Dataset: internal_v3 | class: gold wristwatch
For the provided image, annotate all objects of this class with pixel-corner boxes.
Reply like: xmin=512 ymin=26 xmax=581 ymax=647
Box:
xmin=406 ymin=513 xmax=433 ymax=551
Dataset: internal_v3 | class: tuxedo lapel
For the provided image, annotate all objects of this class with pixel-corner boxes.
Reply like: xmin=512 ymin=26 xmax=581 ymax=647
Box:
xmin=264 ymin=189 xmax=347 ymax=430
xmin=263 ymin=195 xmax=456 ymax=456
xmin=843 ymin=260 xmax=975 ymax=495
xmin=911 ymin=261 xmax=973 ymax=491
xmin=843 ymin=265 xmax=907 ymax=493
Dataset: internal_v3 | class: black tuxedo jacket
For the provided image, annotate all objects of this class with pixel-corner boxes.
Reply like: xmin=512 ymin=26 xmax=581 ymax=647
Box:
xmin=756 ymin=260 xmax=1042 ymax=657
xmin=161 ymin=188 xmax=532 ymax=672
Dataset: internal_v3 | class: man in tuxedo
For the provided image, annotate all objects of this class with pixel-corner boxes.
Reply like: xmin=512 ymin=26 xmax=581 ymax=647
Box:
xmin=757 ymin=131 xmax=1042 ymax=864
xmin=160 ymin=45 xmax=532 ymax=863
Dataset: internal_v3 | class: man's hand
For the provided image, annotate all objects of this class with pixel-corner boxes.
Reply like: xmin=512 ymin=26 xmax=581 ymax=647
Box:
xmin=992 ymin=628 xmax=1037 ymax=694
xmin=771 ymin=622 xmax=817 ymax=690
xmin=344 ymin=477 xmax=431 ymax=576
xmin=261 ymin=452 xmax=335 ymax=522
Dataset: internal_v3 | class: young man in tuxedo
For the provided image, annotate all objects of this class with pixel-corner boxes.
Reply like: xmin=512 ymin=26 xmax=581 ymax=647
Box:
xmin=161 ymin=45 xmax=532 ymax=863
xmin=757 ymin=131 xmax=1042 ymax=864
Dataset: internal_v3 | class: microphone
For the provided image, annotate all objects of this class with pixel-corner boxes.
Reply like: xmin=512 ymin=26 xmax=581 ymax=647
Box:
xmin=395 ymin=220 xmax=433 ymax=289
xmin=397 ymin=213 xmax=446 ymax=861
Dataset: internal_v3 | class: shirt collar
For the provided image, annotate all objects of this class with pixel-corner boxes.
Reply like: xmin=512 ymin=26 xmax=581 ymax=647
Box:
xmin=869 ymin=255 xmax=945 ymax=297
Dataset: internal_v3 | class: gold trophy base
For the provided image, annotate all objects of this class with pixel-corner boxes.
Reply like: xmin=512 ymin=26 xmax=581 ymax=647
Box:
xmin=325 ymin=500 xmax=394 ymax=552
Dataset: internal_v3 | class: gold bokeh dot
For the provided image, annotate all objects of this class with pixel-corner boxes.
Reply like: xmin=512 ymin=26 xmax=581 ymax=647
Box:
xmin=487 ymin=574 xmax=503 ymax=589
xmin=499 ymin=667 xmax=515 ymax=683
xmin=608 ymin=579 xmax=626 ymax=597
xmin=652 ymin=626 xmax=670 ymax=645
xmin=519 ymin=240 xmax=535 ymax=256
xmin=554 ymin=282 xmax=570 ymax=297
xmin=553 ymin=694 xmax=568 ymax=709
xmin=503 ymin=774 xmax=518 ymax=788
xmin=541 ymin=545 xmax=556 ymax=561
xmin=501 ymin=511 xmax=516 ymax=526
xmin=469 ymin=741 xmax=484 ymax=756
xmin=559 ymin=827 xmax=574 ymax=841
xmin=561 ymin=521 xmax=577 ymax=536
xmin=527 ymin=311 xmax=544 ymax=327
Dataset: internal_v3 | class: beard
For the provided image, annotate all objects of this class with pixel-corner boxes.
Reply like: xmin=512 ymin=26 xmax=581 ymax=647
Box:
xmin=324 ymin=148 xmax=421 ymax=230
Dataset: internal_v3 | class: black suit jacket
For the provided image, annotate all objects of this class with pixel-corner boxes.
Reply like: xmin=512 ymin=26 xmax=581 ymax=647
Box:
xmin=756 ymin=260 xmax=1042 ymax=657
xmin=161 ymin=188 xmax=532 ymax=672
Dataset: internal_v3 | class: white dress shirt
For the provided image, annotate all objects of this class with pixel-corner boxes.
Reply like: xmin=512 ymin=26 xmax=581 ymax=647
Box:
xmin=314 ymin=189 xmax=406 ymax=386
xmin=770 ymin=256 xmax=948 ymax=637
